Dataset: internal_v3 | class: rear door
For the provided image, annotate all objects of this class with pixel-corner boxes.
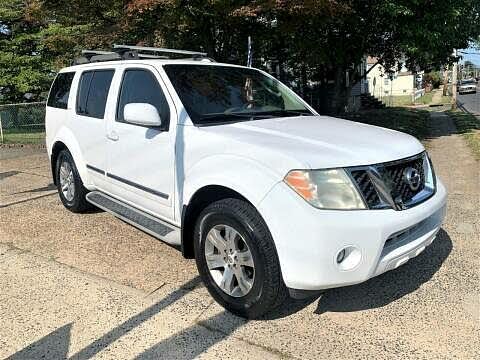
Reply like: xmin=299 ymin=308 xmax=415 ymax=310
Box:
xmin=104 ymin=64 xmax=176 ymax=222
xmin=70 ymin=68 xmax=115 ymax=189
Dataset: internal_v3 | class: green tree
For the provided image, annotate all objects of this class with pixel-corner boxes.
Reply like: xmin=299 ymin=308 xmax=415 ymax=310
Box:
xmin=0 ymin=0 xmax=106 ymax=103
xmin=0 ymin=0 xmax=52 ymax=102
xmin=2 ymin=0 xmax=479 ymax=111
xmin=119 ymin=0 xmax=480 ymax=111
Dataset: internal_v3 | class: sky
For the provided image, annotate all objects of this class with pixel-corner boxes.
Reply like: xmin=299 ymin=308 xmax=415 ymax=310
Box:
xmin=459 ymin=45 xmax=480 ymax=65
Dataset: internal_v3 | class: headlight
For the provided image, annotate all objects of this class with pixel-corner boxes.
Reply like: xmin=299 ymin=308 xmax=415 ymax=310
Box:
xmin=424 ymin=153 xmax=436 ymax=191
xmin=284 ymin=169 xmax=366 ymax=210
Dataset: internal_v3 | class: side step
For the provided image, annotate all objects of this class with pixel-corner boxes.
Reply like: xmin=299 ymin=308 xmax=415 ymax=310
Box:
xmin=86 ymin=191 xmax=180 ymax=246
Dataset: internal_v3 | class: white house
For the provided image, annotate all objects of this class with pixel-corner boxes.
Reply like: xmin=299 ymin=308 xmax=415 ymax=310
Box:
xmin=366 ymin=57 xmax=423 ymax=102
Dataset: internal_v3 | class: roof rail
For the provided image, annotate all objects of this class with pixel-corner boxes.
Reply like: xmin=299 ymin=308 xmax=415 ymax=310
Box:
xmin=73 ymin=45 xmax=212 ymax=65
xmin=113 ymin=44 xmax=208 ymax=57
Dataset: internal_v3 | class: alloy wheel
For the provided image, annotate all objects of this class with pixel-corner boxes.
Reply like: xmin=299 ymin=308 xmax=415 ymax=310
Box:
xmin=204 ymin=224 xmax=255 ymax=297
xmin=59 ymin=160 xmax=75 ymax=202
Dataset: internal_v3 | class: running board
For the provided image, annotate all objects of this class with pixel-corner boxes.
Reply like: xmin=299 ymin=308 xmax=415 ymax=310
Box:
xmin=86 ymin=191 xmax=180 ymax=246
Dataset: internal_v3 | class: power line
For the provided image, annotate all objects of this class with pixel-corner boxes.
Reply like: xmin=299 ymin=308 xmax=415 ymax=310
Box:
xmin=458 ymin=51 xmax=480 ymax=55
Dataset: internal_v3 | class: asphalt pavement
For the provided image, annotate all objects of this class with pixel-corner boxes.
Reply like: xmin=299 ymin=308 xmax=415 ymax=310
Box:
xmin=457 ymin=83 xmax=480 ymax=115
xmin=0 ymin=111 xmax=479 ymax=359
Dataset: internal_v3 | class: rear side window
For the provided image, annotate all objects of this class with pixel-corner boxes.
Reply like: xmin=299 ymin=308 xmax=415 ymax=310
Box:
xmin=76 ymin=71 xmax=93 ymax=114
xmin=116 ymin=69 xmax=170 ymax=125
xmin=76 ymin=70 xmax=114 ymax=119
xmin=47 ymin=72 xmax=75 ymax=109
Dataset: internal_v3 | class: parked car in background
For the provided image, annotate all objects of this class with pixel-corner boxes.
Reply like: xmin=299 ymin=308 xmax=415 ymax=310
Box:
xmin=45 ymin=45 xmax=447 ymax=318
xmin=458 ymin=79 xmax=477 ymax=94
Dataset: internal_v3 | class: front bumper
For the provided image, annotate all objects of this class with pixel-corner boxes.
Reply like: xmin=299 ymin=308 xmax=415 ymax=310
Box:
xmin=258 ymin=178 xmax=447 ymax=291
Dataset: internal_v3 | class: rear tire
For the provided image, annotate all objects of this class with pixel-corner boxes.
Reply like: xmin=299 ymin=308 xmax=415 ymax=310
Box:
xmin=55 ymin=149 xmax=92 ymax=213
xmin=194 ymin=198 xmax=288 ymax=318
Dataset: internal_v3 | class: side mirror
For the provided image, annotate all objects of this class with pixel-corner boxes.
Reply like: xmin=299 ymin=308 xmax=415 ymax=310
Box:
xmin=123 ymin=103 xmax=162 ymax=127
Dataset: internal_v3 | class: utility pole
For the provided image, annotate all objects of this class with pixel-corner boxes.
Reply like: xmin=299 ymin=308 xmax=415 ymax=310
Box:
xmin=451 ymin=49 xmax=458 ymax=110
xmin=246 ymin=36 xmax=253 ymax=67
xmin=442 ymin=65 xmax=449 ymax=96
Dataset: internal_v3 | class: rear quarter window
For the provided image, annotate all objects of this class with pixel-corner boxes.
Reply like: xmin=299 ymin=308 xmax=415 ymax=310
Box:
xmin=47 ymin=72 xmax=75 ymax=109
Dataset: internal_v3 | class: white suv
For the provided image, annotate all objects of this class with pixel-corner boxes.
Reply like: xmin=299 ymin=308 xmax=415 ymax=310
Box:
xmin=46 ymin=46 xmax=447 ymax=318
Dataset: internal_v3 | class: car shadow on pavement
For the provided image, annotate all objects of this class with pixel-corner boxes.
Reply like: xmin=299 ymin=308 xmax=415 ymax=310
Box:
xmin=315 ymin=229 xmax=452 ymax=314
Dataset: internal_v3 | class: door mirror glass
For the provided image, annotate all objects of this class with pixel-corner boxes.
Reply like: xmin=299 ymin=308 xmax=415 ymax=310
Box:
xmin=123 ymin=103 xmax=162 ymax=127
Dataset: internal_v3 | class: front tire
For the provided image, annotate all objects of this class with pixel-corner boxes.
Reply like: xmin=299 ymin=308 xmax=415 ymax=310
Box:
xmin=194 ymin=198 xmax=287 ymax=318
xmin=55 ymin=149 xmax=92 ymax=213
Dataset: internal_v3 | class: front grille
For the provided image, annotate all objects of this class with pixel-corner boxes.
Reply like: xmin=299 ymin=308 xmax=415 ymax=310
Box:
xmin=384 ymin=156 xmax=425 ymax=202
xmin=350 ymin=170 xmax=381 ymax=208
xmin=349 ymin=152 xmax=431 ymax=210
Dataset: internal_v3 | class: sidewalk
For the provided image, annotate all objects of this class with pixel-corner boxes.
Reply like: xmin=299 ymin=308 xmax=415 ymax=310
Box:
xmin=0 ymin=243 xmax=282 ymax=359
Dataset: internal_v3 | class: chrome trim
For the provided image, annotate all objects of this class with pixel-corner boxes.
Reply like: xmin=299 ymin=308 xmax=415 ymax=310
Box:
xmin=366 ymin=167 xmax=402 ymax=210
xmin=348 ymin=152 xmax=436 ymax=211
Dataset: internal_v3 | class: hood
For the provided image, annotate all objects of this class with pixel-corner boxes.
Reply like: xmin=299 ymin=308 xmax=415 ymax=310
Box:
xmin=199 ymin=115 xmax=424 ymax=170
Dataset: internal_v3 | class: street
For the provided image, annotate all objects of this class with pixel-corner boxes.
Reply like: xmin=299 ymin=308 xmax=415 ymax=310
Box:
xmin=1 ymin=111 xmax=479 ymax=359
xmin=458 ymin=83 xmax=480 ymax=115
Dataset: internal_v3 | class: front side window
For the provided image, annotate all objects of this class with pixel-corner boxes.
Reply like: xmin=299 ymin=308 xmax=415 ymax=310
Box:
xmin=47 ymin=72 xmax=75 ymax=109
xmin=116 ymin=69 xmax=170 ymax=125
xmin=163 ymin=64 xmax=312 ymax=125
xmin=76 ymin=70 xmax=114 ymax=119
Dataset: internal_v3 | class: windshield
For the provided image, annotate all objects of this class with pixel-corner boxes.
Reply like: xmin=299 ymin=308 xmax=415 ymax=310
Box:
xmin=163 ymin=64 xmax=313 ymax=125
xmin=461 ymin=80 xmax=476 ymax=85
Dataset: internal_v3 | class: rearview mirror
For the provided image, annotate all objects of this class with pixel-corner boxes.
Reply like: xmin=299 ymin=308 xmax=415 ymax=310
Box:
xmin=124 ymin=103 xmax=162 ymax=127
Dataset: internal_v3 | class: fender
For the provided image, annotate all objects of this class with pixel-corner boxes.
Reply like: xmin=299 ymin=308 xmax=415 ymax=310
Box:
xmin=50 ymin=126 xmax=94 ymax=189
xmin=182 ymin=154 xmax=282 ymax=209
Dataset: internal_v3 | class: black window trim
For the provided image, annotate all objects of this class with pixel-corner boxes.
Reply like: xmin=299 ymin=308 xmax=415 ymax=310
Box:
xmin=75 ymin=68 xmax=115 ymax=119
xmin=115 ymin=67 xmax=170 ymax=131
xmin=47 ymin=71 xmax=76 ymax=110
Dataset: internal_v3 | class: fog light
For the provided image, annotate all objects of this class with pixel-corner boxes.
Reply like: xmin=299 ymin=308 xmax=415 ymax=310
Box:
xmin=335 ymin=246 xmax=362 ymax=271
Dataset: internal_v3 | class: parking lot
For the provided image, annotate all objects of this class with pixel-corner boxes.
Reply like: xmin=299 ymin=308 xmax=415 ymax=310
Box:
xmin=1 ymin=112 xmax=479 ymax=359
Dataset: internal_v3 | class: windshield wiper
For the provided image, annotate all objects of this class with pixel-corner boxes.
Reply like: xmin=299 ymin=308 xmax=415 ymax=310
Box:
xmin=246 ymin=109 xmax=313 ymax=117
xmin=197 ymin=112 xmax=275 ymax=125
xmin=196 ymin=109 xmax=312 ymax=126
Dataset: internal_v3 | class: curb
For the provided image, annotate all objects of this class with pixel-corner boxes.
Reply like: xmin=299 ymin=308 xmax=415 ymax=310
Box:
xmin=0 ymin=143 xmax=46 ymax=149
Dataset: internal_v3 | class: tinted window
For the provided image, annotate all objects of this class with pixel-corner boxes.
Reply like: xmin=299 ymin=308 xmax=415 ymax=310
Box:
xmin=76 ymin=70 xmax=114 ymax=119
xmin=76 ymin=71 xmax=93 ymax=114
xmin=163 ymin=64 xmax=311 ymax=125
xmin=117 ymin=69 xmax=170 ymax=125
xmin=47 ymin=72 xmax=75 ymax=109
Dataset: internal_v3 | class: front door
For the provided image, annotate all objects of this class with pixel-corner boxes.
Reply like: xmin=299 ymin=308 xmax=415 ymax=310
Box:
xmin=105 ymin=65 xmax=176 ymax=222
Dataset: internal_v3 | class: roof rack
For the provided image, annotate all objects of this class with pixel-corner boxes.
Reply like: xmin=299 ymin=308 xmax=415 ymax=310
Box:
xmin=113 ymin=44 xmax=208 ymax=57
xmin=73 ymin=45 xmax=213 ymax=65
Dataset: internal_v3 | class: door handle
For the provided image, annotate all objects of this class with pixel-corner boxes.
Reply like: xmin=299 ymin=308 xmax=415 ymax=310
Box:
xmin=107 ymin=131 xmax=119 ymax=141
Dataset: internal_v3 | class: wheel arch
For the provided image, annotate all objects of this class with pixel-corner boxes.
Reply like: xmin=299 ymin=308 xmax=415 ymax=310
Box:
xmin=181 ymin=185 xmax=254 ymax=258
xmin=50 ymin=141 xmax=68 ymax=185
xmin=49 ymin=128 xmax=90 ymax=187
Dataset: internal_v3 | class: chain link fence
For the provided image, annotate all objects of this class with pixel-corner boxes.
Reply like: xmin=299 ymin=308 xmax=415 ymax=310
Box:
xmin=0 ymin=102 xmax=46 ymax=145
